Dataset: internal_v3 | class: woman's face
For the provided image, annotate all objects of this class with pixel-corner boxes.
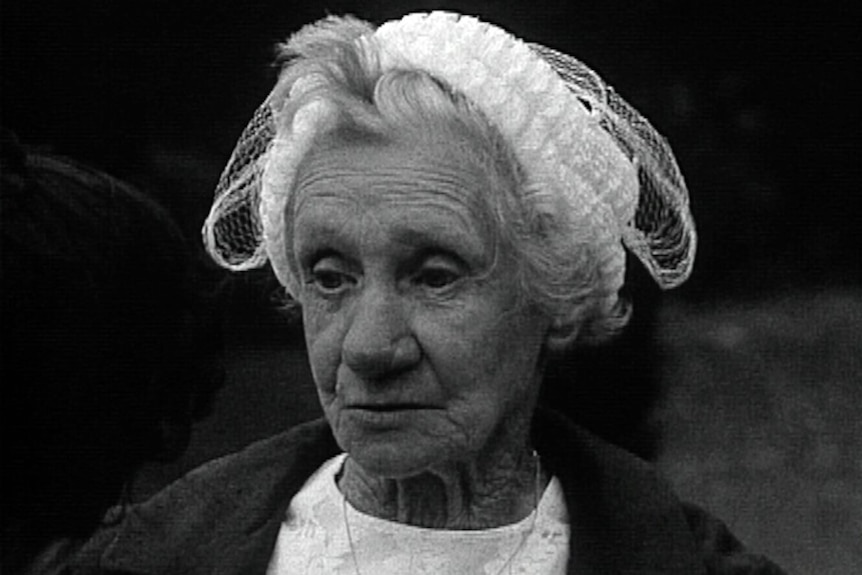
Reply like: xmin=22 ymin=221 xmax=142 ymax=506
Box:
xmin=291 ymin=136 xmax=551 ymax=478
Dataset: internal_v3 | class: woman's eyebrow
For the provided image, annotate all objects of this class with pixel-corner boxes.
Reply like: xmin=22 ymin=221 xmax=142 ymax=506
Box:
xmin=302 ymin=247 xmax=344 ymax=266
xmin=294 ymin=225 xmax=351 ymax=263
xmin=390 ymin=226 xmax=487 ymax=264
xmin=388 ymin=210 xmax=484 ymax=246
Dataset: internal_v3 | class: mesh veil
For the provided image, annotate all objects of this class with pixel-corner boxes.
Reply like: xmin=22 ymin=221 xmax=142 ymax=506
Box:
xmin=203 ymin=102 xmax=275 ymax=271
xmin=203 ymin=17 xmax=696 ymax=290
xmin=529 ymin=43 xmax=696 ymax=288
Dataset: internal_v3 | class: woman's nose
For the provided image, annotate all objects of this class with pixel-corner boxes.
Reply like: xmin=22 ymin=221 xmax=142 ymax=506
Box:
xmin=341 ymin=286 xmax=419 ymax=379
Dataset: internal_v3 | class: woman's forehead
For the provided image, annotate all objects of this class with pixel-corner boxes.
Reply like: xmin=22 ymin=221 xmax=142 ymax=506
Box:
xmin=294 ymin=133 xmax=494 ymax=197
xmin=291 ymin=137 xmax=499 ymax=247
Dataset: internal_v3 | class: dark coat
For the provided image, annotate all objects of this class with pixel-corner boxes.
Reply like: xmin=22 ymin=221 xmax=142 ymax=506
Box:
xmin=71 ymin=410 xmax=785 ymax=574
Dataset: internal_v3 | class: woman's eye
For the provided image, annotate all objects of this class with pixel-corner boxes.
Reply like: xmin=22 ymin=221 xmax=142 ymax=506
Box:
xmin=315 ymin=271 xmax=345 ymax=290
xmin=415 ymin=267 xmax=460 ymax=289
xmin=308 ymin=264 xmax=353 ymax=294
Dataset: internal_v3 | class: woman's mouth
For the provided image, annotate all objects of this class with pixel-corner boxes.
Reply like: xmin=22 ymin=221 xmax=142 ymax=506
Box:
xmin=343 ymin=404 xmax=437 ymax=427
xmin=354 ymin=403 xmax=426 ymax=411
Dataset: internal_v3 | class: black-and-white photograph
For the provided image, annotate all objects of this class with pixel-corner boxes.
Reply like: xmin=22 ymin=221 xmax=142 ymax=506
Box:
xmin=3 ymin=1 xmax=859 ymax=573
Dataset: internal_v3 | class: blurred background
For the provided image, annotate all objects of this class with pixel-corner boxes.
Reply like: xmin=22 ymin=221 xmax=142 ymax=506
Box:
xmin=3 ymin=1 xmax=859 ymax=573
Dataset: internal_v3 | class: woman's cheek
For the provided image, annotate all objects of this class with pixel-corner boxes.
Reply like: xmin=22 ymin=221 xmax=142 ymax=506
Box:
xmin=303 ymin=305 xmax=345 ymax=396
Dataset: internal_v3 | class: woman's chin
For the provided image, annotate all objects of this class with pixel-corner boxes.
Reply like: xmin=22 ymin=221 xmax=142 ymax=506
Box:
xmin=342 ymin=437 xmax=447 ymax=479
xmin=332 ymin=410 xmax=456 ymax=477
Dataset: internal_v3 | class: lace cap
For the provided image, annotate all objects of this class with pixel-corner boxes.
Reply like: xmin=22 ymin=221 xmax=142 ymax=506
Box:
xmin=202 ymin=12 xmax=696 ymax=293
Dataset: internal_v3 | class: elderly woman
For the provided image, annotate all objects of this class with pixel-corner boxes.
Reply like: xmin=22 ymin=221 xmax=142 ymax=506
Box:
xmin=72 ymin=12 xmax=784 ymax=575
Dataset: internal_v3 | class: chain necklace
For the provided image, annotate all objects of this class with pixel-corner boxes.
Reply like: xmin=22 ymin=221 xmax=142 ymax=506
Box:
xmin=342 ymin=451 xmax=542 ymax=575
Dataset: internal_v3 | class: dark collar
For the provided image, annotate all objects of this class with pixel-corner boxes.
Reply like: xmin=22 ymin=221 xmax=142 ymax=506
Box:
xmin=79 ymin=412 xmax=703 ymax=574
xmin=77 ymin=419 xmax=339 ymax=574
xmin=533 ymin=408 xmax=704 ymax=574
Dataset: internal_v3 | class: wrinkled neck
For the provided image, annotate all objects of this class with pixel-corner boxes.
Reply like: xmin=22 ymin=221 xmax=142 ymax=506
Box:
xmin=337 ymin=410 xmax=547 ymax=530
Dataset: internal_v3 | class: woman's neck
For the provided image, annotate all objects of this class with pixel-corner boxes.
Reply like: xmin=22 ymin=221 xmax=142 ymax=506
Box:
xmin=337 ymin=433 xmax=546 ymax=530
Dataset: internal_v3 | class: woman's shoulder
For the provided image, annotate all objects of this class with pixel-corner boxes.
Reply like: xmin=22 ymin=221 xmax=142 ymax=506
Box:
xmin=681 ymin=502 xmax=787 ymax=574
xmin=535 ymin=409 xmax=786 ymax=574
xmin=175 ymin=417 xmax=335 ymax=488
xmin=69 ymin=418 xmax=338 ymax=574
xmin=131 ymin=416 xmax=335 ymax=518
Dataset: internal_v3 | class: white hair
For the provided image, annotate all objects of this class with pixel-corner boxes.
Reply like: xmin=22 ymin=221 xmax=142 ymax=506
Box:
xmin=272 ymin=16 xmax=629 ymax=345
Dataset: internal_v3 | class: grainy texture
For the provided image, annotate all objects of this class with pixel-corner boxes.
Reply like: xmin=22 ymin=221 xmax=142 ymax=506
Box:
xmin=657 ymin=290 xmax=862 ymax=575
xmin=134 ymin=288 xmax=861 ymax=574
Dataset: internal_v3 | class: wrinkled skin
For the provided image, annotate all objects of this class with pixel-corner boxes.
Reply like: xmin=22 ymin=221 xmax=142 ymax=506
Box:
xmin=291 ymin=136 xmax=553 ymax=528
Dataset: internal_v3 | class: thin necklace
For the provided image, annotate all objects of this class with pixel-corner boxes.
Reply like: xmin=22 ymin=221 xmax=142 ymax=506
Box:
xmin=342 ymin=451 xmax=542 ymax=575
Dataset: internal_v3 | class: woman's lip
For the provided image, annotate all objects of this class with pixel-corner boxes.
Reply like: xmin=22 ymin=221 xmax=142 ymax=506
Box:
xmin=347 ymin=404 xmax=434 ymax=411
xmin=343 ymin=405 xmax=437 ymax=427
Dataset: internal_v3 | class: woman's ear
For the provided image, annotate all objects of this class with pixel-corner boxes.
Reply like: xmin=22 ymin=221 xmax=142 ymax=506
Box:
xmin=544 ymin=317 xmax=580 ymax=353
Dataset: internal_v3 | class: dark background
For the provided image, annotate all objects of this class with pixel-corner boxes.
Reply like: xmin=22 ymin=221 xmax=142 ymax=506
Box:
xmin=3 ymin=1 xmax=860 ymax=573
xmin=3 ymin=0 xmax=859 ymax=298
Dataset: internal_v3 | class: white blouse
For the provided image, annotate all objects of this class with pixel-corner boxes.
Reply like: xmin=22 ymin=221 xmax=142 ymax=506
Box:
xmin=266 ymin=453 xmax=569 ymax=575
